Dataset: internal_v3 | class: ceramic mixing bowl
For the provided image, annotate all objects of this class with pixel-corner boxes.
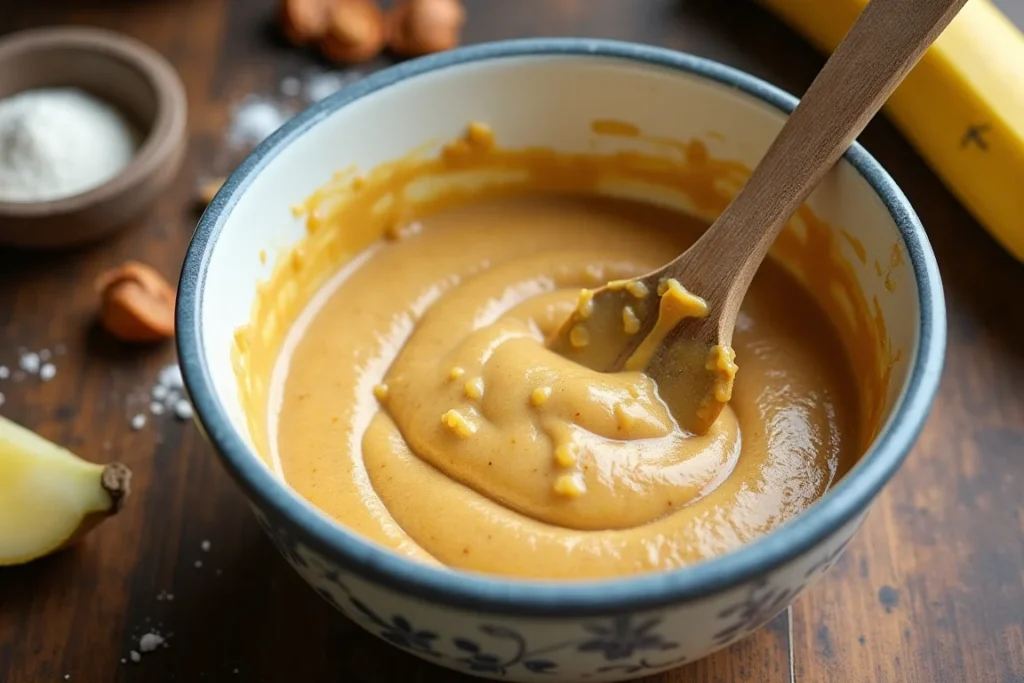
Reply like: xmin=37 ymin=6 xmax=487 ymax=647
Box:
xmin=177 ymin=39 xmax=946 ymax=682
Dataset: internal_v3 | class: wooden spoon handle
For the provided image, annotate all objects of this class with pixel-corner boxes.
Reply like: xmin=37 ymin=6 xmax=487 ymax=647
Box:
xmin=675 ymin=0 xmax=968 ymax=324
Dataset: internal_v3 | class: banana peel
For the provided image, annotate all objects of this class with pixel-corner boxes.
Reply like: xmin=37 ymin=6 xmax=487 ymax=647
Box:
xmin=0 ymin=414 xmax=131 ymax=566
xmin=756 ymin=0 xmax=1024 ymax=264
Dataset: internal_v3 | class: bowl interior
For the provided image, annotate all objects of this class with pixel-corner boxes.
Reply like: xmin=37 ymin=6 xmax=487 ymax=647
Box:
xmin=189 ymin=47 xmax=929 ymax=597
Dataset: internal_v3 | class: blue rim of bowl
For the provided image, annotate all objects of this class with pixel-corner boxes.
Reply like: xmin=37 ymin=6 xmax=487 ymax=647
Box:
xmin=178 ymin=38 xmax=946 ymax=617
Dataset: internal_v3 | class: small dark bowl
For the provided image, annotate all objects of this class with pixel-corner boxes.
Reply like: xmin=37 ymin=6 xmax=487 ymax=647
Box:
xmin=0 ymin=26 xmax=187 ymax=249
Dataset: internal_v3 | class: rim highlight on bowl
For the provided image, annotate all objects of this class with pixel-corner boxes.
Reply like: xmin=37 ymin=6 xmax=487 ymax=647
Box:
xmin=177 ymin=38 xmax=946 ymax=617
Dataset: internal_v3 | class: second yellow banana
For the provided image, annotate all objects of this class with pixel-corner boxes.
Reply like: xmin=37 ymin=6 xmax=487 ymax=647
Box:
xmin=757 ymin=0 xmax=1024 ymax=264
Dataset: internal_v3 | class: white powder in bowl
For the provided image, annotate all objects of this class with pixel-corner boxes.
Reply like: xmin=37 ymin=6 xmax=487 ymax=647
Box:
xmin=0 ymin=87 xmax=140 ymax=203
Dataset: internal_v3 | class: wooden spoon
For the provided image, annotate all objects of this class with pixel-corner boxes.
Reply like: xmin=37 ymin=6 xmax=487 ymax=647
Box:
xmin=548 ymin=0 xmax=968 ymax=435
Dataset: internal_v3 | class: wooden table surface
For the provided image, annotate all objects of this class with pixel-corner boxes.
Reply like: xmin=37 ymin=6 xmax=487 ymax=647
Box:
xmin=2 ymin=1 xmax=1023 ymax=681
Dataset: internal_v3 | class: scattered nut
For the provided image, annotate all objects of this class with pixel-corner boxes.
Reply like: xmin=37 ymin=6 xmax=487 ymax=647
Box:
xmin=569 ymin=324 xmax=590 ymax=349
xmin=278 ymin=0 xmax=333 ymax=46
xmin=95 ymin=262 xmax=176 ymax=343
xmin=321 ymin=0 xmax=387 ymax=64
xmin=387 ymin=0 xmax=466 ymax=58
xmin=553 ymin=471 xmax=586 ymax=498
xmin=95 ymin=262 xmax=174 ymax=300
xmin=197 ymin=177 xmax=225 ymax=207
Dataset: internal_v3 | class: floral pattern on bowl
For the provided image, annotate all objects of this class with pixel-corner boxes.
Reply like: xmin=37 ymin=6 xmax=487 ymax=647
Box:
xmin=252 ymin=506 xmax=864 ymax=682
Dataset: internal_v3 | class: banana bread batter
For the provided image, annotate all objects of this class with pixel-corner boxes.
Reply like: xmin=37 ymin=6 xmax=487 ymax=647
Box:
xmin=236 ymin=124 xmax=880 ymax=580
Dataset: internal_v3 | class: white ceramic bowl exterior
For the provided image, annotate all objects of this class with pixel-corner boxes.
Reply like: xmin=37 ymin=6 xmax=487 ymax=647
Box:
xmin=179 ymin=41 xmax=945 ymax=682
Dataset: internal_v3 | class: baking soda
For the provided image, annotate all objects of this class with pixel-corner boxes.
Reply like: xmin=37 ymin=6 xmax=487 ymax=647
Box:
xmin=139 ymin=633 xmax=165 ymax=652
xmin=280 ymin=76 xmax=302 ymax=98
xmin=0 ymin=350 xmax=60 ymax=408
xmin=224 ymin=70 xmax=364 ymax=154
xmin=18 ymin=352 xmax=39 ymax=374
xmin=0 ymin=88 xmax=139 ymax=202
xmin=303 ymin=70 xmax=363 ymax=103
xmin=173 ymin=400 xmax=193 ymax=420
xmin=145 ymin=363 xmax=194 ymax=422
xmin=226 ymin=95 xmax=293 ymax=151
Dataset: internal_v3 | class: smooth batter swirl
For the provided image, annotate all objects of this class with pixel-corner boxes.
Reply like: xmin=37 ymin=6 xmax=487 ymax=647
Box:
xmin=271 ymin=194 xmax=861 ymax=579
xmin=376 ymin=251 xmax=741 ymax=531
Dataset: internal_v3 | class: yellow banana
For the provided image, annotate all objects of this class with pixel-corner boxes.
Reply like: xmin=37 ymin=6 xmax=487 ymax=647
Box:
xmin=0 ymin=414 xmax=131 ymax=566
xmin=756 ymin=0 xmax=1024 ymax=263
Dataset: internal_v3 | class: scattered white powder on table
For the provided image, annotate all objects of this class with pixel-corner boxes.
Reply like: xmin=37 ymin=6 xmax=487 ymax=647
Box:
xmin=303 ymin=70 xmax=362 ymax=103
xmin=0 ymin=88 xmax=139 ymax=202
xmin=223 ymin=70 xmax=363 ymax=156
xmin=131 ymin=414 xmax=146 ymax=431
xmin=201 ymin=540 xmax=211 ymax=552
xmin=226 ymin=95 xmax=293 ymax=151
xmin=129 ymin=650 xmax=141 ymax=663
xmin=279 ymin=76 xmax=302 ymax=98
xmin=139 ymin=633 xmax=165 ymax=652
xmin=173 ymin=399 xmax=193 ymax=421
xmin=159 ymin=363 xmax=183 ymax=390
xmin=0 ymin=351 xmax=59 ymax=406
xmin=18 ymin=351 xmax=39 ymax=375
xmin=146 ymin=363 xmax=194 ymax=422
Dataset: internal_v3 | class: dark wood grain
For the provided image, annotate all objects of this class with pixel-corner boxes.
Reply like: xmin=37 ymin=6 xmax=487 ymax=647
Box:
xmin=0 ymin=1 xmax=1021 ymax=682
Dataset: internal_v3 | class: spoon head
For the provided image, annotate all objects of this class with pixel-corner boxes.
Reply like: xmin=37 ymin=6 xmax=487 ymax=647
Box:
xmin=545 ymin=279 xmax=660 ymax=372
xmin=643 ymin=325 xmax=735 ymax=435
xmin=546 ymin=277 xmax=736 ymax=435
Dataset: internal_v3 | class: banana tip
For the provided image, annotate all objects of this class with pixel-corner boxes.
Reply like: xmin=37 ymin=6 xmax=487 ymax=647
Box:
xmin=101 ymin=463 xmax=132 ymax=513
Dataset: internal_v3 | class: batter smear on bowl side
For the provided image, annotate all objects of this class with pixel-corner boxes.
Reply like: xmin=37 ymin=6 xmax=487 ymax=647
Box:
xmin=234 ymin=123 xmax=893 ymax=580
